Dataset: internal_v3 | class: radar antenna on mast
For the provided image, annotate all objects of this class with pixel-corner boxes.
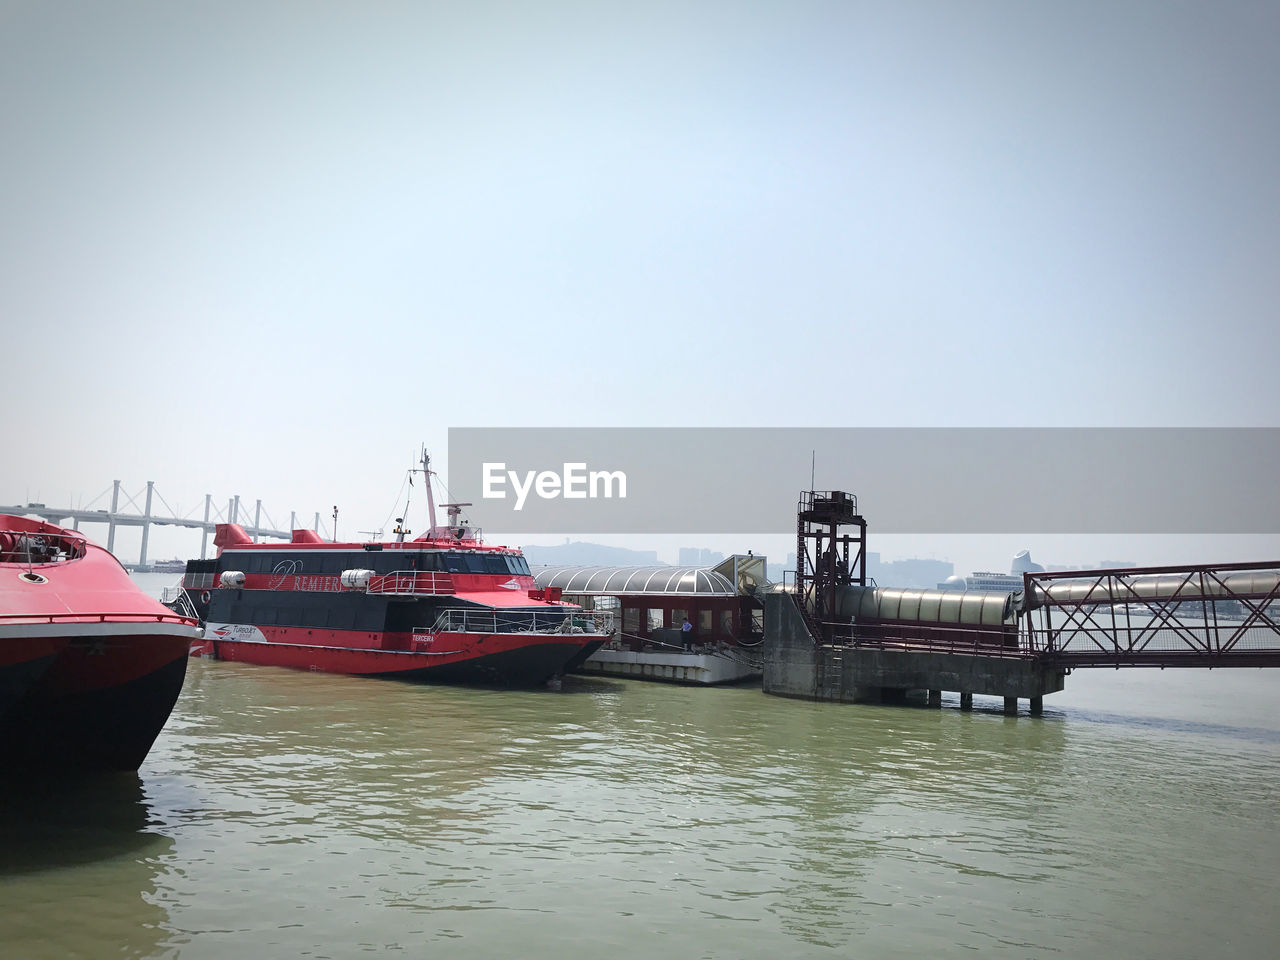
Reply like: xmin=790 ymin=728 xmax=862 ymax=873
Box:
xmin=442 ymin=502 xmax=473 ymax=539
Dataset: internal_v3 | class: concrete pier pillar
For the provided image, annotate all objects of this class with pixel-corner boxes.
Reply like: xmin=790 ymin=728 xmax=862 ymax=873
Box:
xmin=1003 ymin=696 xmax=1018 ymax=715
xmin=1030 ymin=696 xmax=1044 ymax=716
xmin=139 ymin=481 xmax=154 ymax=567
xmin=200 ymin=495 xmax=211 ymax=559
xmin=927 ymin=689 xmax=942 ymax=708
xmin=107 ymin=480 xmax=120 ymax=554
xmin=960 ymin=692 xmax=973 ymax=711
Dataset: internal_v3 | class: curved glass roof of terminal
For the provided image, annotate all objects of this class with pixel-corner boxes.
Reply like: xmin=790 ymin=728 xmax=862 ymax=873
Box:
xmin=532 ymin=565 xmax=736 ymax=596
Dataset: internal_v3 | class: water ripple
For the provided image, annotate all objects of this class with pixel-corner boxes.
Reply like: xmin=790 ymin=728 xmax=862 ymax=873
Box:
xmin=2 ymin=665 xmax=1278 ymax=958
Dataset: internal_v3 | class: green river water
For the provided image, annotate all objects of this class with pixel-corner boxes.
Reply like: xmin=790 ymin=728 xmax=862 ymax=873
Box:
xmin=2 ymin=588 xmax=1277 ymax=959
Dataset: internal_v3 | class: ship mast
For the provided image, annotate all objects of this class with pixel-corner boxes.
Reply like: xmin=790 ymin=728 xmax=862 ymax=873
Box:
xmin=422 ymin=449 xmax=439 ymax=537
xmin=419 ymin=448 xmax=474 ymax=540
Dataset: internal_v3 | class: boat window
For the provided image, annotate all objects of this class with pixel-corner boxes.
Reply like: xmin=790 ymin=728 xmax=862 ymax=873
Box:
xmin=463 ymin=554 xmax=488 ymax=574
xmin=443 ymin=553 xmax=467 ymax=573
xmin=484 ymin=555 xmax=509 ymax=575
xmin=375 ymin=553 xmax=417 ymax=574
xmin=408 ymin=552 xmax=442 ymax=572
xmin=514 ymin=556 xmax=531 ymax=576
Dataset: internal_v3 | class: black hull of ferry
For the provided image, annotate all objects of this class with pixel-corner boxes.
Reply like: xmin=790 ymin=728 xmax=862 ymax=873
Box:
xmin=0 ymin=656 xmax=190 ymax=773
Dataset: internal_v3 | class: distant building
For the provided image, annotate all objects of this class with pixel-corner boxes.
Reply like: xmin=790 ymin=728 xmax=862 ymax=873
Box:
xmin=767 ymin=552 xmax=798 ymax=584
xmin=872 ymin=557 xmax=954 ymax=589
xmin=1011 ymin=550 xmax=1044 ymax=575
xmin=941 ymin=550 xmax=1140 ymax=593
xmin=942 ymin=549 xmax=1035 ymax=592
xmin=522 ymin=541 xmax=660 ymax=568
xmin=679 ymin=547 xmax=725 ymax=566
xmin=939 ymin=571 xmax=1024 ymax=592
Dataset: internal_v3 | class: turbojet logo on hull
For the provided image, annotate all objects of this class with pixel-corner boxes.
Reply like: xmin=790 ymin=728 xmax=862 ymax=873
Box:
xmin=482 ymin=462 xmax=627 ymax=512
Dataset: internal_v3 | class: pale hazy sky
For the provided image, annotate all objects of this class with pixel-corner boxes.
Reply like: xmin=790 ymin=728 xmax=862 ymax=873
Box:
xmin=2 ymin=2 xmax=1277 ymax=572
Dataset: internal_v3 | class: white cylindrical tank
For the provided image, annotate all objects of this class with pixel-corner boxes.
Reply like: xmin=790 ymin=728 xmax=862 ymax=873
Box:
xmin=220 ymin=570 xmax=245 ymax=588
xmin=340 ymin=568 xmax=376 ymax=589
xmin=1028 ymin=571 xmax=1280 ymax=609
xmin=836 ymin=585 xmax=1015 ymax=626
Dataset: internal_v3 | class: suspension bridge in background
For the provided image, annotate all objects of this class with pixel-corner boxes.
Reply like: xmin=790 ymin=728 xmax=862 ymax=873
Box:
xmin=0 ymin=481 xmax=331 ymax=570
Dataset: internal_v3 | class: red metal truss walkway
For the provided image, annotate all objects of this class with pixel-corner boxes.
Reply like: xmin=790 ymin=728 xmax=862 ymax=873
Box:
xmin=1020 ymin=561 xmax=1280 ymax=668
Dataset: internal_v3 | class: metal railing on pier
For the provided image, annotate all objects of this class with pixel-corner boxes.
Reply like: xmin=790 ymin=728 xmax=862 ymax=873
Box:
xmin=606 ymin=631 xmax=765 ymax=669
xmin=795 ymin=560 xmax=1280 ymax=669
xmin=813 ymin=618 xmax=1032 ymax=659
xmin=1022 ymin=561 xmax=1280 ymax=667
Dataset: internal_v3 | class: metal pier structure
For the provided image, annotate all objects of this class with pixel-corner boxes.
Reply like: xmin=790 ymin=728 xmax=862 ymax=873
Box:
xmin=0 ymin=481 xmax=329 ymax=569
xmin=764 ymin=491 xmax=1280 ymax=713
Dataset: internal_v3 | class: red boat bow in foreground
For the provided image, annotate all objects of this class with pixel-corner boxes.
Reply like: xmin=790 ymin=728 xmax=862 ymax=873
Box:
xmin=1 ymin=515 xmax=200 ymax=771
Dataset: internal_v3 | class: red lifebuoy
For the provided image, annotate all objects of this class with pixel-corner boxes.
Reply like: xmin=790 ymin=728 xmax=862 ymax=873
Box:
xmin=199 ymin=590 xmax=211 ymax=605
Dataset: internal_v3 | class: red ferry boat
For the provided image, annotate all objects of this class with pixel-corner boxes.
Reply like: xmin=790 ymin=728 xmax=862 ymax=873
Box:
xmin=1 ymin=514 xmax=200 ymax=771
xmin=176 ymin=457 xmax=613 ymax=687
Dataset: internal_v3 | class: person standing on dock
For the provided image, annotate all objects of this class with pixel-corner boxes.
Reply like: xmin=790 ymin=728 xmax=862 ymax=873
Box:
xmin=681 ymin=617 xmax=693 ymax=651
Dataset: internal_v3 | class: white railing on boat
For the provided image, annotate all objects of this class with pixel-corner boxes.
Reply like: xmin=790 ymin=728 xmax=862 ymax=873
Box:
xmin=366 ymin=571 xmax=455 ymax=596
xmin=160 ymin=586 xmax=201 ymax=619
xmin=424 ymin=608 xmax=615 ymax=636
